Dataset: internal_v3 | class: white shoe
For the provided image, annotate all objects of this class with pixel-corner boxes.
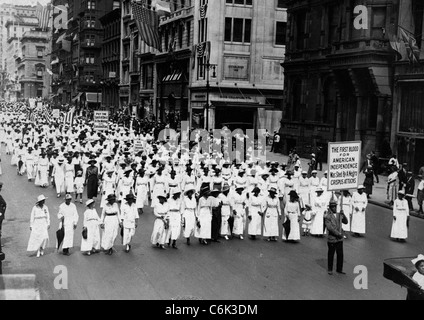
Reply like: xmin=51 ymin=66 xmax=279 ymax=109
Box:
xmin=36 ymin=250 xmax=40 ymax=258
xmin=240 ymin=235 xmax=244 ymax=240
xmin=40 ymin=249 xmax=44 ymax=256
xmin=224 ymin=235 xmax=229 ymax=240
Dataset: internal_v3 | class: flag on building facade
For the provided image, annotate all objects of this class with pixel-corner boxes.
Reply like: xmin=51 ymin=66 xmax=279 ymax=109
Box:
xmin=132 ymin=1 xmax=162 ymax=52
xmin=36 ymin=2 xmax=51 ymax=31
xmin=200 ymin=3 xmax=208 ymax=19
xmin=46 ymin=68 xmax=53 ymax=76
xmin=155 ymin=0 xmax=171 ymax=16
xmin=399 ymin=27 xmax=421 ymax=64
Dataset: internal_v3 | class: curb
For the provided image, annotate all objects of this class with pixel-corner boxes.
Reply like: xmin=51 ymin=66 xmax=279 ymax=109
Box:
xmin=369 ymin=200 xmax=424 ymax=219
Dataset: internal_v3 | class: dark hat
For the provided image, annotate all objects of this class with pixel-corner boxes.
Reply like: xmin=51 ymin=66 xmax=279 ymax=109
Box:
xmin=252 ymin=186 xmax=261 ymax=194
xmin=288 ymin=190 xmax=299 ymax=198
xmin=88 ymin=159 xmax=97 ymax=165
xmin=106 ymin=194 xmax=116 ymax=201
xmin=124 ymin=193 xmax=136 ymax=201
xmin=268 ymin=187 xmax=278 ymax=194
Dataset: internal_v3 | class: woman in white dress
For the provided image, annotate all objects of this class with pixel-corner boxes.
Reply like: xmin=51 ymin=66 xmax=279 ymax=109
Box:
xmin=351 ymin=185 xmax=368 ymax=237
xmin=263 ymin=187 xmax=281 ymax=241
xmin=298 ymin=171 xmax=311 ymax=206
xmin=27 ymin=195 xmax=50 ymax=258
xmin=100 ymin=170 xmax=116 ymax=208
xmin=247 ymin=187 xmax=264 ymax=240
xmin=310 ymin=187 xmax=327 ymax=237
xmin=219 ymin=184 xmax=232 ymax=240
xmin=135 ymin=169 xmax=149 ymax=215
xmin=117 ymin=168 xmax=133 ymax=203
xmin=387 ymin=167 xmax=398 ymax=206
xmin=283 ymin=191 xmax=301 ymax=242
xmin=64 ymin=157 xmax=75 ymax=195
xmin=182 ymin=187 xmax=197 ymax=245
xmin=151 ymin=168 xmax=167 ymax=208
xmin=390 ymin=190 xmax=409 ymax=242
xmin=195 ymin=187 xmax=212 ymax=245
xmin=151 ymin=195 xmax=169 ymax=249
xmin=35 ymin=152 xmax=49 ymax=187
xmin=81 ymin=199 xmax=101 ymax=255
xmin=165 ymin=189 xmax=182 ymax=249
xmin=100 ymin=194 xmax=121 ymax=255
xmin=232 ymin=186 xmax=247 ymax=239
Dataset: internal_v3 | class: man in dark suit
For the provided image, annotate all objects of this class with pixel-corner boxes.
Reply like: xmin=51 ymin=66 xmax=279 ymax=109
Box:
xmin=0 ymin=182 xmax=6 ymax=253
xmin=324 ymin=199 xmax=348 ymax=275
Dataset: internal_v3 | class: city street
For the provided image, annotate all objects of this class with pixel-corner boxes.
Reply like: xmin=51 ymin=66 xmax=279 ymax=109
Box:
xmin=0 ymin=148 xmax=421 ymax=300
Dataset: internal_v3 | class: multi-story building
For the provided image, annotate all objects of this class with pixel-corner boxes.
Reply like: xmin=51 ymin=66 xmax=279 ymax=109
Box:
xmin=57 ymin=0 xmax=115 ymax=110
xmin=99 ymin=1 xmax=121 ymax=112
xmin=16 ymin=29 xmax=51 ymax=99
xmin=391 ymin=0 xmax=424 ymax=173
xmin=282 ymin=0 xmax=396 ymax=161
xmin=189 ymin=0 xmax=286 ymax=131
xmin=4 ymin=15 xmax=39 ymax=101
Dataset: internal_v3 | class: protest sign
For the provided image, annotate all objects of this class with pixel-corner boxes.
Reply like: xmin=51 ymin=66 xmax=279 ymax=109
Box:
xmin=94 ymin=111 xmax=109 ymax=131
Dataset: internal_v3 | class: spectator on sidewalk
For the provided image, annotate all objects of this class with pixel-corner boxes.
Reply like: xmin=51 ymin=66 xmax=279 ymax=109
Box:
xmin=387 ymin=166 xmax=399 ymax=206
xmin=417 ymin=176 xmax=424 ymax=215
xmin=405 ymin=172 xmax=415 ymax=211
xmin=307 ymin=154 xmax=316 ymax=178
xmin=315 ymin=147 xmax=323 ymax=171
xmin=419 ymin=165 xmax=424 ymax=178
xmin=270 ymin=131 xmax=279 ymax=153
xmin=388 ymin=155 xmax=400 ymax=170
xmin=398 ymin=163 xmax=408 ymax=191
xmin=363 ymin=166 xmax=375 ymax=199
xmin=370 ymin=151 xmax=380 ymax=183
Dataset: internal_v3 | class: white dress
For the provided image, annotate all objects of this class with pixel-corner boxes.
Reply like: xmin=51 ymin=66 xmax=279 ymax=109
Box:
xmin=166 ymin=198 xmax=182 ymax=242
xmin=35 ymin=158 xmax=49 ymax=187
xmin=195 ymin=197 xmax=212 ymax=239
xmin=135 ymin=176 xmax=149 ymax=208
xmin=64 ymin=163 xmax=75 ymax=193
xmin=351 ymin=192 xmax=368 ymax=234
xmin=100 ymin=203 xmax=121 ymax=250
xmin=263 ymin=197 xmax=280 ymax=237
xmin=101 ymin=175 xmax=115 ymax=208
xmin=121 ymin=202 xmax=139 ymax=246
xmin=182 ymin=196 xmax=196 ymax=238
xmin=247 ymin=195 xmax=264 ymax=236
xmin=81 ymin=208 xmax=101 ymax=252
xmin=284 ymin=201 xmax=301 ymax=241
xmin=390 ymin=198 xmax=409 ymax=239
xmin=298 ymin=177 xmax=310 ymax=206
xmin=57 ymin=202 xmax=79 ymax=249
xmin=151 ymin=202 xmax=169 ymax=245
xmin=27 ymin=205 xmax=50 ymax=252
xmin=232 ymin=192 xmax=246 ymax=236
xmin=219 ymin=193 xmax=232 ymax=236
xmin=311 ymin=194 xmax=327 ymax=235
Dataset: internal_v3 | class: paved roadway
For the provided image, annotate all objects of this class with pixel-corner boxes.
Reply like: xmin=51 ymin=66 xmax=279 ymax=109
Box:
xmin=0 ymin=149 xmax=422 ymax=300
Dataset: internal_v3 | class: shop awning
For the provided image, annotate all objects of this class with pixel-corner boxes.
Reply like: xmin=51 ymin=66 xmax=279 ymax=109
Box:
xmin=86 ymin=92 xmax=102 ymax=103
xmin=211 ymin=101 xmax=274 ymax=109
xmin=72 ymin=92 xmax=83 ymax=102
xmin=162 ymin=71 xmax=182 ymax=82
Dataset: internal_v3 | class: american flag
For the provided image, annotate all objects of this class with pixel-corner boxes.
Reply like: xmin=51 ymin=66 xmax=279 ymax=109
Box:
xmin=36 ymin=2 xmax=52 ymax=31
xmin=399 ymin=27 xmax=421 ymax=64
xmin=132 ymin=2 xmax=162 ymax=52
xmin=63 ymin=107 xmax=75 ymax=126
xmin=200 ymin=4 xmax=208 ymax=19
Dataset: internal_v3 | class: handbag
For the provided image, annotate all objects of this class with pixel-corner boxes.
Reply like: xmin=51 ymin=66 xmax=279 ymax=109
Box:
xmin=82 ymin=227 xmax=88 ymax=240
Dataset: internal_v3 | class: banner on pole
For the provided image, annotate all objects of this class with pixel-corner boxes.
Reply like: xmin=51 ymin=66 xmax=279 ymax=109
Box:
xmin=327 ymin=141 xmax=362 ymax=191
xmin=52 ymin=109 xmax=60 ymax=119
xmin=94 ymin=111 xmax=109 ymax=131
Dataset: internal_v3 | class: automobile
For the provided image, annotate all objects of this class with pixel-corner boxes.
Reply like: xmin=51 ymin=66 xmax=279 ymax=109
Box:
xmin=383 ymin=257 xmax=424 ymax=300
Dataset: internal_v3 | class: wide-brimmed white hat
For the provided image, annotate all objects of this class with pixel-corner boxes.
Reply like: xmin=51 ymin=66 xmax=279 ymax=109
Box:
xmin=86 ymin=199 xmax=95 ymax=207
xmin=36 ymin=194 xmax=47 ymax=203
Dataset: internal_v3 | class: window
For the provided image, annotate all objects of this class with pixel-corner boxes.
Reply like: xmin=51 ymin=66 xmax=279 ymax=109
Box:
xmin=178 ymin=24 xmax=183 ymax=48
xmin=87 ymin=1 xmax=96 ymax=10
xmin=226 ymin=0 xmax=252 ymax=5
xmin=295 ymin=10 xmax=306 ymax=49
xmin=371 ymin=7 xmax=386 ymax=38
xmin=85 ymin=53 xmax=95 ymax=64
xmin=186 ymin=21 xmax=191 ymax=46
xmin=224 ymin=17 xmax=252 ymax=43
xmin=275 ymin=21 xmax=286 ymax=45
xmin=37 ymin=48 xmax=44 ymax=58
xmin=36 ymin=68 xmax=43 ymax=79
xmin=85 ymin=34 xmax=95 ymax=46
xmin=142 ymin=64 xmax=153 ymax=89
xmin=85 ymin=18 xmax=95 ymax=28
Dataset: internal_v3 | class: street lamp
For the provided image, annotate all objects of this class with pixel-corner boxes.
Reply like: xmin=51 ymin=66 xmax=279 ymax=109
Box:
xmin=205 ymin=63 xmax=217 ymax=131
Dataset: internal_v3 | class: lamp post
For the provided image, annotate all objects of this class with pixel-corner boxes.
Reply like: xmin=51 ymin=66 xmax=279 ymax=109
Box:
xmin=205 ymin=63 xmax=217 ymax=131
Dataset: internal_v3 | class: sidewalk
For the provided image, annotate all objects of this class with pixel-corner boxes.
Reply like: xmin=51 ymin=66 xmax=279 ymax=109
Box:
xmin=264 ymin=148 xmax=423 ymax=219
